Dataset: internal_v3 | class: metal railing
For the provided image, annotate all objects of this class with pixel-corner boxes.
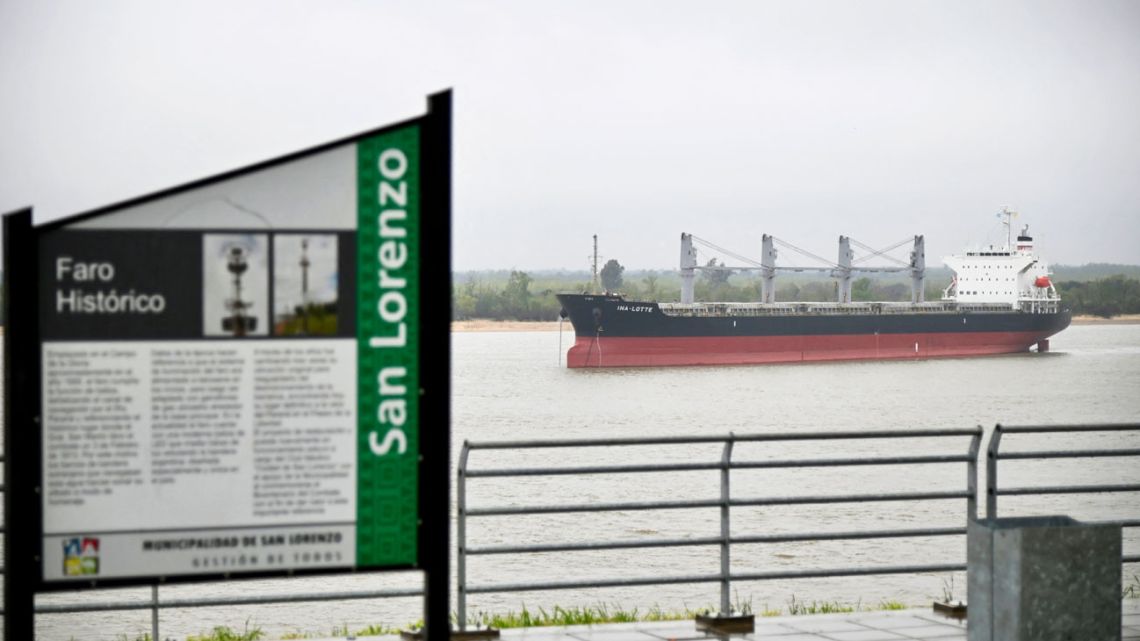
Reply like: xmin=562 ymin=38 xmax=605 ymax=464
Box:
xmin=457 ymin=428 xmax=983 ymax=630
xmin=5 ymin=422 xmax=1139 ymax=639
xmin=985 ymin=422 xmax=1140 ymax=563
xmin=29 ymin=586 xmax=424 ymax=641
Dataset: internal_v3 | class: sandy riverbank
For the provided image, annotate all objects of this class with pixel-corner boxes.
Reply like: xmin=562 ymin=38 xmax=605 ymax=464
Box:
xmin=451 ymin=320 xmax=567 ymax=332
xmin=452 ymin=314 xmax=1140 ymax=332
xmin=1071 ymin=314 xmax=1140 ymax=325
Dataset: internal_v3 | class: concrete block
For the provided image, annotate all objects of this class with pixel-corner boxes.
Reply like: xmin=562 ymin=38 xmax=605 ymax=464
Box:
xmin=968 ymin=515 xmax=1122 ymax=641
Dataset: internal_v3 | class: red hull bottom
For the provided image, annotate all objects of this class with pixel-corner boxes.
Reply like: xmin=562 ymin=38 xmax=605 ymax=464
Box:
xmin=565 ymin=332 xmax=1052 ymax=368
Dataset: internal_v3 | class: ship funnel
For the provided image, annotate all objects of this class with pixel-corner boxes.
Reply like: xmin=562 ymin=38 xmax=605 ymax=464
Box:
xmin=1016 ymin=224 xmax=1034 ymax=252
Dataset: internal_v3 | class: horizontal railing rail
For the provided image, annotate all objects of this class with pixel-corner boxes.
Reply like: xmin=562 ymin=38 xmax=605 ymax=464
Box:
xmin=985 ymin=422 xmax=1140 ymax=563
xmin=32 ymin=588 xmax=425 ymax=614
xmin=457 ymin=428 xmax=983 ymax=631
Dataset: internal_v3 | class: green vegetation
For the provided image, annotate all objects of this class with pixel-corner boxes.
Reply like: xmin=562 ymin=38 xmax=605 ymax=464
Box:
xmin=1053 ymin=263 xmax=1140 ymax=281
xmin=465 ymin=603 xmax=690 ymax=629
xmin=600 ymin=259 xmax=625 ymax=292
xmin=785 ymin=595 xmax=856 ymax=615
xmin=1056 ymin=276 xmax=1140 ymax=317
xmin=758 ymin=604 xmax=783 ymax=617
xmin=274 ymin=302 xmax=338 ymax=336
xmin=453 ymin=270 xmax=573 ymax=321
xmin=1125 ymin=573 xmax=1140 ymax=599
xmin=104 ymin=597 xmax=923 ymax=641
xmin=280 ymin=622 xmax=400 ymax=639
xmin=186 ymin=623 xmax=264 ymax=641
xmin=939 ymin=576 xmax=959 ymax=604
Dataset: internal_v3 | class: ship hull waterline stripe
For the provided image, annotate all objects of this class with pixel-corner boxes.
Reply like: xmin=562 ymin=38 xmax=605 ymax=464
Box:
xmin=566 ymin=330 xmax=1055 ymax=368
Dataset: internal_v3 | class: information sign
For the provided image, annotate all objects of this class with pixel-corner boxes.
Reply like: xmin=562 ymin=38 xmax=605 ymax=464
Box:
xmin=3 ymin=92 xmax=450 ymax=597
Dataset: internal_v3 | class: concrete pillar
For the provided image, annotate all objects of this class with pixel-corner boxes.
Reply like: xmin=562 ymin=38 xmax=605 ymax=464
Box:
xmin=967 ymin=515 xmax=1122 ymax=641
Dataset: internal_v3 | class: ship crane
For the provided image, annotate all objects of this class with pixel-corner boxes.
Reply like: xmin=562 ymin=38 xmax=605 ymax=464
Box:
xmin=680 ymin=233 xmax=925 ymax=305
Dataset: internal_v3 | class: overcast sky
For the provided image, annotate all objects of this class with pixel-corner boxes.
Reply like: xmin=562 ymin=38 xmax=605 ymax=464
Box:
xmin=2 ymin=1 xmax=1139 ymax=272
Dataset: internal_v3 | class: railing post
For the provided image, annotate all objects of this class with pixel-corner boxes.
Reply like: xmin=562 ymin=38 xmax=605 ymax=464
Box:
xmin=967 ymin=427 xmax=982 ymax=521
xmin=152 ymin=584 xmax=160 ymax=641
xmin=457 ymin=441 xmax=471 ymax=631
xmin=985 ymin=424 xmax=1003 ymax=520
xmin=719 ymin=434 xmax=735 ymax=615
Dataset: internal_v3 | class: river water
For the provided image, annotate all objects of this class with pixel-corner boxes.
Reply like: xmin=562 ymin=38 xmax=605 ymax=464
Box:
xmin=21 ymin=323 xmax=1140 ymax=640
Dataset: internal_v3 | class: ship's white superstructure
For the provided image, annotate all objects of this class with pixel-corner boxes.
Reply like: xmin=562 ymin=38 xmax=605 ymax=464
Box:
xmin=942 ymin=211 xmax=1060 ymax=313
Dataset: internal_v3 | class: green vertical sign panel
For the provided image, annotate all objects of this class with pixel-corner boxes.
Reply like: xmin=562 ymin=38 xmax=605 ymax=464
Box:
xmin=356 ymin=125 xmax=420 ymax=566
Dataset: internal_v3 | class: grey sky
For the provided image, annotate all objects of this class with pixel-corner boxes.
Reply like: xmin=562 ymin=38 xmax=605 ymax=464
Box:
xmin=2 ymin=1 xmax=1139 ymax=272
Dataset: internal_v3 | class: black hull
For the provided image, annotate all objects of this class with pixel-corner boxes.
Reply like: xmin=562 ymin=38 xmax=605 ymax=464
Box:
xmin=555 ymin=293 xmax=1072 ymax=368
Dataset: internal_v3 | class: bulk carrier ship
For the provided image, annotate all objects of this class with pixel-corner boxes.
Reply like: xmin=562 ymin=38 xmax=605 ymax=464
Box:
xmin=556 ymin=213 xmax=1071 ymax=368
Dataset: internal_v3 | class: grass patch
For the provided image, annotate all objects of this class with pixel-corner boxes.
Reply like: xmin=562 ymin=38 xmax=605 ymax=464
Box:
xmin=759 ymin=604 xmax=782 ymax=617
xmin=466 ymin=603 xmax=692 ymax=629
xmin=281 ymin=622 xmax=401 ymax=639
xmin=186 ymin=621 xmax=264 ymax=641
xmin=786 ymin=595 xmax=856 ymax=615
xmin=940 ymin=576 xmax=959 ymax=603
xmin=135 ymin=597 xmax=920 ymax=640
xmin=1125 ymin=574 xmax=1140 ymax=599
xmin=472 ymin=596 xmax=911 ymax=627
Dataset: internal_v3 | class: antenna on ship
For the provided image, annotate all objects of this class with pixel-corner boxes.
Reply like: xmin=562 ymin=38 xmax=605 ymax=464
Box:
xmin=999 ymin=207 xmax=1018 ymax=249
xmin=590 ymin=234 xmax=600 ymax=294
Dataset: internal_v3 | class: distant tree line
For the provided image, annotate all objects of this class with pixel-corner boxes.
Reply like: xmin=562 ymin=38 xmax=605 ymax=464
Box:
xmin=453 ymin=271 xmax=569 ymax=321
xmin=452 ymin=263 xmax=1140 ymax=321
xmin=1056 ymin=276 xmax=1140 ymax=317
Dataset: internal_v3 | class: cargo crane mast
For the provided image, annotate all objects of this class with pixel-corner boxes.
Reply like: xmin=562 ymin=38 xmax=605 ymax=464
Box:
xmin=680 ymin=233 xmax=765 ymax=303
xmin=679 ymin=233 xmax=925 ymax=304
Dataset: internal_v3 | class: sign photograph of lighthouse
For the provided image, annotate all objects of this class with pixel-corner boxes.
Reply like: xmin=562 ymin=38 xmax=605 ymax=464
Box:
xmin=274 ymin=234 xmax=339 ymax=337
xmin=204 ymin=234 xmax=269 ymax=337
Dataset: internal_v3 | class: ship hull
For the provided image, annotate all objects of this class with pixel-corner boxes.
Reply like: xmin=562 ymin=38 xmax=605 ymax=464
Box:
xmin=557 ymin=294 xmax=1071 ymax=368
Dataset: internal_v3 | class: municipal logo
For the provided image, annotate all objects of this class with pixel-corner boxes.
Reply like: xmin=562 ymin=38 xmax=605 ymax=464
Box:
xmin=63 ymin=537 xmax=99 ymax=576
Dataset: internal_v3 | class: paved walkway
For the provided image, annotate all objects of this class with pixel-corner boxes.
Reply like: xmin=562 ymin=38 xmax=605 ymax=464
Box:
xmin=317 ymin=602 xmax=1140 ymax=641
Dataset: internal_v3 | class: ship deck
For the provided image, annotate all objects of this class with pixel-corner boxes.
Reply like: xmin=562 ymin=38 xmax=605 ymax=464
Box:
xmin=656 ymin=300 xmax=1060 ymax=318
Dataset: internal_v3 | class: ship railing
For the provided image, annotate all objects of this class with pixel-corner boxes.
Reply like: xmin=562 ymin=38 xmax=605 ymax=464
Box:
xmin=457 ymin=428 xmax=983 ymax=630
xmin=984 ymin=422 xmax=1140 ymax=564
xmin=1014 ymin=297 xmax=1060 ymax=314
xmin=955 ymin=303 xmax=1019 ymax=314
xmin=657 ymin=301 xmax=1025 ymax=318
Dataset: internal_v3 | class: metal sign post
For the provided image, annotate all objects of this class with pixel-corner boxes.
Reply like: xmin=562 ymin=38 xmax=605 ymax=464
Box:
xmin=4 ymin=207 xmax=41 ymax=641
xmin=419 ymin=90 xmax=452 ymax=641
